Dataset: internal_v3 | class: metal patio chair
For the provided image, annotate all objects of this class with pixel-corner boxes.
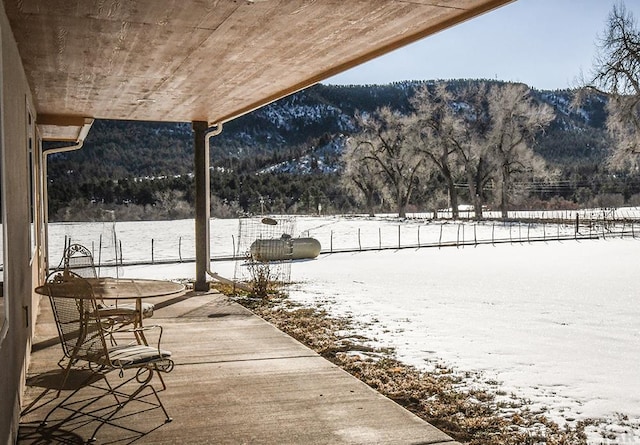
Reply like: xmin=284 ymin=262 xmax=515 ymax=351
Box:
xmin=41 ymin=271 xmax=174 ymax=441
xmin=62 ymin=243 xmax=155 ymax=329
xmin=62 ymin=243 xmax=98 ymax=279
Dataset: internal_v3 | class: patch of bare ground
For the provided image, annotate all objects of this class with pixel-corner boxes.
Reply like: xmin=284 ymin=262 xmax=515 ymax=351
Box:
xmin=215 ymin=284 xmax=593 ymax=445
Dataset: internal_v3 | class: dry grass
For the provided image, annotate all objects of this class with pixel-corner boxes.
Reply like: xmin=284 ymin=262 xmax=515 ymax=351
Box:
xmin=216 ymin=284 xmax=592 ymax=445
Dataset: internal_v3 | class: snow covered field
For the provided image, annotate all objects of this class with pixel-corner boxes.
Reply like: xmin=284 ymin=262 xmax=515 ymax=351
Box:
xmin=286 ymin=240 xmax=640 ymax=443
xmin=44 ymin=214 xmax=640 ymax=443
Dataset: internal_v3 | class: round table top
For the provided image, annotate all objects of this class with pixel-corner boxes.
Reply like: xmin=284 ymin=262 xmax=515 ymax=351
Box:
xmin=36 ymin=276 xmax=186 ymax=300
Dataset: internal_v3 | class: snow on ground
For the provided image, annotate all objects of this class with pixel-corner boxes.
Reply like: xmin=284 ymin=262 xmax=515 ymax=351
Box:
xmin=284 ymin=240 xmax=640 ymax=443
xmin=46 ymin=215 xmax=640 ymax=443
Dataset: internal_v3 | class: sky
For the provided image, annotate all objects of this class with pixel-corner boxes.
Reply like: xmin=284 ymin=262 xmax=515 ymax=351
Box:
xmin=325 ymin=0 xmax=640 ymax=91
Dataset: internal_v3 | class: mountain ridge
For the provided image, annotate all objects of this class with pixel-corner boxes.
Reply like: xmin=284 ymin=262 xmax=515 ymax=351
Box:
xmin=45 ymin=80 xmax=621 ymax=220
xmin=47 ymin=80 xmax=608 ymax=179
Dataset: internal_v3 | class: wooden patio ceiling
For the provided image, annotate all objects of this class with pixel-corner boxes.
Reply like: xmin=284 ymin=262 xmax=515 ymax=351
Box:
xmin=4 ymin=0 xmax=513 ymax=139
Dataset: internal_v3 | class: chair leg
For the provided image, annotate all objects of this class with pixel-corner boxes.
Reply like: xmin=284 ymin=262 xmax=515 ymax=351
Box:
xmin=89 ymin=367 xmax=172 ymax=442
xmin=155 ymin=366 xmax=167 ymax=391
xmin=55 ymin=358 xmax=75 ymax=397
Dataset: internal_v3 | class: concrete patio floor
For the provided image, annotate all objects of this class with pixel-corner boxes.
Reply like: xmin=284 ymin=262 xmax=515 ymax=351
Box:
xmin=19 ymin=289 xmax=458 ymax=444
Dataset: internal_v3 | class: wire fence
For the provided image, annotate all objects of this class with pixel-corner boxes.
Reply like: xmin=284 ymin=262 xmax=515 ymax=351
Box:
xmin=35 ymin=209 xmax=640 ymax=271
xmin=305 ymin=218 xmax=639 ymax=254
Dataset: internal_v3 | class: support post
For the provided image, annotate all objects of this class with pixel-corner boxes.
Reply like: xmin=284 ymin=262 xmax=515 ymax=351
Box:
xmin=193 ymin=121 xmax=210 ymax=291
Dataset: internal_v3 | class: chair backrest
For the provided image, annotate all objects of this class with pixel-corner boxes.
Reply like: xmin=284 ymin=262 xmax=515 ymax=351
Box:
xmin=46 ymin=272 xmax=106 ymax=363
xmin=63 ymin=244 xmax=97 ymax=279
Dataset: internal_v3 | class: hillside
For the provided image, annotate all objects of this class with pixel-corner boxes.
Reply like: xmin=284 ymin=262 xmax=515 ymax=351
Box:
xmin=46 ymin=80 xmax=627 ymax=221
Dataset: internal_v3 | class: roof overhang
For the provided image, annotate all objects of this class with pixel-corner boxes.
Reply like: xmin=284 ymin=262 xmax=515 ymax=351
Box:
xmin=37 ymin=115 xmax=94 ymax=142
xmin=5 ymin=0 xmax=514 ymax=140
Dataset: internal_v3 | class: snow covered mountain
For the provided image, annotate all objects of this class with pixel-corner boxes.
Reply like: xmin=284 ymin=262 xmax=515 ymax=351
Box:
xmin=48 ymin=81 xmax=609 ymax=180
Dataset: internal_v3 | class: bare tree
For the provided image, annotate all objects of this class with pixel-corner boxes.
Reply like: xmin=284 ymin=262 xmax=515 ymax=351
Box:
xmin=409 ymin=81 xmax=554 ymax=219
xmin=409 ymin=83 xmax=464 ymax=218
xmin=587 ymin=3 xmax=640 ymax=170
xmin=345 ymin=107 xmax=425 ymax=217
xmin=449 ymin=81 xmax=496 ymax=219
xmin=411 ymin=82 xmax=497 ymax=219
xmin=341 ymin=137 xmax=385 ymax=216
xmin=487 ymin=83 xmax=555 ymax=218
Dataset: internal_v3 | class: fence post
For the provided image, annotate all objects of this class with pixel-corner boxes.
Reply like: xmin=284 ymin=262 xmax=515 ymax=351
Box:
xmin=98 ymin=234 xmax=102 ymax=269
xmin=492 ymin=223 xmax=495 ymax=245
xmin=119 ymin=240 xmax=123 ymax=266
xmin=330 ymin=230 xmax=333 ymax=253
xmin=151 ymin=239 xmax=155 ymax=264
xmin=398 ymin=225 xmax=401 ymax=249
xmin=439 ymin=224 xmax=443 ymax=248
xmin=418 ymin=225 xmax=421 ymax=247
xmin=179 ymin=237 xmax=183 ymax=262
xmin=379 ymin=228 xmax=382 ymax=250
xmin=519 ymin=222 xmax=522 ymax=242
xmin=232 ymin=234 xmax=236 ymax=259
xmin=456 ymin=224 xmax=461 ymax=248
xmin=543 ymin=222 xmax=546 ymax=241
xmin=358 ymin=228 xmax=362 ymax=251
xmin=113 ymin=231 xmax=119 ymax=267
xmin=462 ymin=224 xmax=465 ymax=248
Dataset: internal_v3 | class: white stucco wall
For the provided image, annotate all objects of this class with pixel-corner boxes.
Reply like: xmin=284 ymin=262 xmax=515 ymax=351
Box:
xmin=0 ymin=2 xmax=42 ymax=443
